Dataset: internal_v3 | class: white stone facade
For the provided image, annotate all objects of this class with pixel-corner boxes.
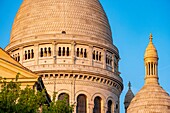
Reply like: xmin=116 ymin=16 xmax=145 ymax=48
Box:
xmin=5 ymin=0 xmax=123 ymax=113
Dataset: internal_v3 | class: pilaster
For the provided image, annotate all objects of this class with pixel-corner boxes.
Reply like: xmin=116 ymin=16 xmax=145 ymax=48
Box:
xmin=52 ymin=42 xmax=57 ymax=64
xmin=19 ymin=47 xmax=23 ymax=64
xmin=89 ymin=45 xmax=93 ymax=66
xmin=103 ymin=49 xmax=106 ymax=69
xmin=112 ymin=54 xmax=115 ymax=72
xmin=88 ymin=103 xmax=94 ymax=113
xmin=71 ymin=41 xmax=76 ymax=64
xmin=34 ymin=43 xmax=39 ymax=65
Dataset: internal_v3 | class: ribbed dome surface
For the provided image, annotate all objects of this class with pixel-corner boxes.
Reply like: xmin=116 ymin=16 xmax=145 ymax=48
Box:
xmin=10 ymin=0 xmax=112 ymax=43
xmin=124 ymin=89 xmax=134 ymax=103
xmin=127 ymin=84 xmax=170 ymax=113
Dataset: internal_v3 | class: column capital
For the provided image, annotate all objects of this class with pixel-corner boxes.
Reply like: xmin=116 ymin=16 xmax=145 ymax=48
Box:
xmin=89 ymin=44 xmax=93 ymax=48
xmin=71 ymin=41 xmax=76 ymax=46
xmin=34 ymin=43 xmax=39 ymax=46
xmin=19 ymin=46 xmax=23 ymax=49
xmin=52 ymin=41 xmax=57 ymax=45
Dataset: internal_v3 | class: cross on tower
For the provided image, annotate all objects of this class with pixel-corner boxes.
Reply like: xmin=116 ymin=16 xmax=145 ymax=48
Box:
xmin=150 ymin=33 xmax=153 ymax=42
xmin=128 ymin=81 xmax=131 ymax=89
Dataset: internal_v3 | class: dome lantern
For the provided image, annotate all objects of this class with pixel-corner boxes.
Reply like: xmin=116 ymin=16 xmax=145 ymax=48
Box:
xmin=144 ymin=34 xmax=159 ymax=85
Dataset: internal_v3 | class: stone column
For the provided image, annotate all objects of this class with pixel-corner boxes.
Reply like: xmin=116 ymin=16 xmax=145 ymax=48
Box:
xmin=103 ymin=105 xmax=107 ymax=113
xmin=70 ymin=76 xmax=76 ymax=105
xmin=72 ymin=75 xmax=77 ymax=113
xmin=153 ymin=63 xmax=155 ymax=75
xmin=52 ymin=42 xmax=57 ymax=64
xmin=34 ymin=44 xmax=39 ymax=65
xmin=71 ymin=41 xmax=76 ymax=64
xmin=147 ymin=63 xmax=149 ymax=75
xmin=19 ymin=47 xmax=23 ymax=64
xmin=150 ymin=63 xmax=152 ymax=75
xmin=73 ymin=104 xmax=77 ymax=113
xmin=112 ymin=54 xmax=115 ymax=72
xmin=89 ymin=45 xmax=93 ymax=66
xmin=88 ymin=103 xmax=94 ymax=113
xmin=155 ymin=63 xmax=156 ymax=75
xmin=145 ymin=63 xmax=147 ymax=75
xmin=117 ymin=58 xmax=120 ymax=73
xmin=103 ymin=49 xmax=106 ymax=69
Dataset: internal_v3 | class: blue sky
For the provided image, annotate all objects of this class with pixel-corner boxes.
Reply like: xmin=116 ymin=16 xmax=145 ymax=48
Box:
xmin=0 ymin=0 xmax=170 ymax=113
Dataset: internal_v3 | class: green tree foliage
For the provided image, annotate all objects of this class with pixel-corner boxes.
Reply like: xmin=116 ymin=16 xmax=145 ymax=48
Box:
xmin=0 ymin=74 xmax=73 ymax=113
xmin=42 ymin=93 xmax=73 ymax=113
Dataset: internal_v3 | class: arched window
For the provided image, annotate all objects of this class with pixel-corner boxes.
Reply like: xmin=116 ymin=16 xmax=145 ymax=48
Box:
xmin=80 ymin=48 xmax=83 ymax=57
xmin=107 ymin=100 xmax=112 ymax=113
xmin=99 ymin=52 xmax=101 ymax=61
xmin=15 ymin=54 xmax=18 ymax=61
xmin=93 ymin=51 xmax=95 ymax=60
xmin=28 ymin=50 xmax=30 ymax=59
xmin=77 ymin=48 xmax=79 ymax=57
xmin=25 ymin=51 xmax=27 ymax=60
xmin=67 ymin=47 xmax=69 ymax=56
xmin=62 ymin=31 xmax=66 ymax=34
xmin=84 ymin=49 xmax=87 ymax=58
xmin=48 ymin=47 xmax=51 ymax=56
xmin=110 ymin=59 xmax=112 ymax=66
xmin=31 ymin=49 xmax=34 ymax=58
xmin=106 ymin=55 xmax=108 ymax=64
xmin=93 ymin=96 xmax=101 ymax=113
xmin=109 ymin=56 xmax=112 ymax=66
xmin=44 ymin=47 xmax=47 ymax=57
xmin=13 ymin=55 xmax=15 ymax=60
xmin=58 ymin=93 xmax=69 ymax=104
xmin=96 ymin=51 xmax=98 ymax=61
xmin=116 ymin=103 xmax=118 ymax=110
xmin=76 ymin=94 xmax=87 ymax=113
xmin=40 ymin=48 xmax=43 ymax=57
xmin=58 ymin=47 xmax=61 ymax=56
xmin=18 ymin=53 xmax=20 ymax=61
xmin=63 ymin=47 xmax=65 ymax=56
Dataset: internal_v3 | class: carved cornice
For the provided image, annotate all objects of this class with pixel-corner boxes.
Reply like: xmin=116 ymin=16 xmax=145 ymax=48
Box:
xmin=40 ymin=72 xmax=123 ymax=93
xmin=28 ymin=64 xmax=122 ymax=82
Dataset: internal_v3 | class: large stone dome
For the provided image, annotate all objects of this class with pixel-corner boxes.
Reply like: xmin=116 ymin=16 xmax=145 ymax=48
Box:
xmin=5 ymin=1 xmax=123 ymax=112
xmin=10 ymin=0 xmax=112 ymax=44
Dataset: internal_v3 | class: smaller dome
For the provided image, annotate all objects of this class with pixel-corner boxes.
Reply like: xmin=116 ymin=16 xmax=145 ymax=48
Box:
xmin=127 ymin=84 xmax=170 ymax=113
xmin=144 ymin=34 xmax=158 ymax=59
xmin=124 ymin=89 xmax=134 ymax=103
xmin=124 ymin=82 xmax=134 ymax=103
xmin=124 ymin=82 xmax=134 ymax=109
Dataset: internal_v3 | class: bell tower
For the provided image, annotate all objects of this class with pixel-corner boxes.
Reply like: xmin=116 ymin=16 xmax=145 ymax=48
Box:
xmin=144 ymin=33 xmax=159 ymax=84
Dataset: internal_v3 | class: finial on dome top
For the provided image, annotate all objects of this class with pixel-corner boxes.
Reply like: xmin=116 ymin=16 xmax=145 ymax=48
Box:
xmin=149 ymin=33 xmax=153 ymax=42
xmin=128 ymin=81 xmax=131 ymax=90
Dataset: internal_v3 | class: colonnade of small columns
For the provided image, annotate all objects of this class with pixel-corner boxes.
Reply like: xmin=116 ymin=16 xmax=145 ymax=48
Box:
xmin=11 ymin=42 xmax=119 ymax=73
xmin=145 ymin=62 xmax=158 ymax=76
